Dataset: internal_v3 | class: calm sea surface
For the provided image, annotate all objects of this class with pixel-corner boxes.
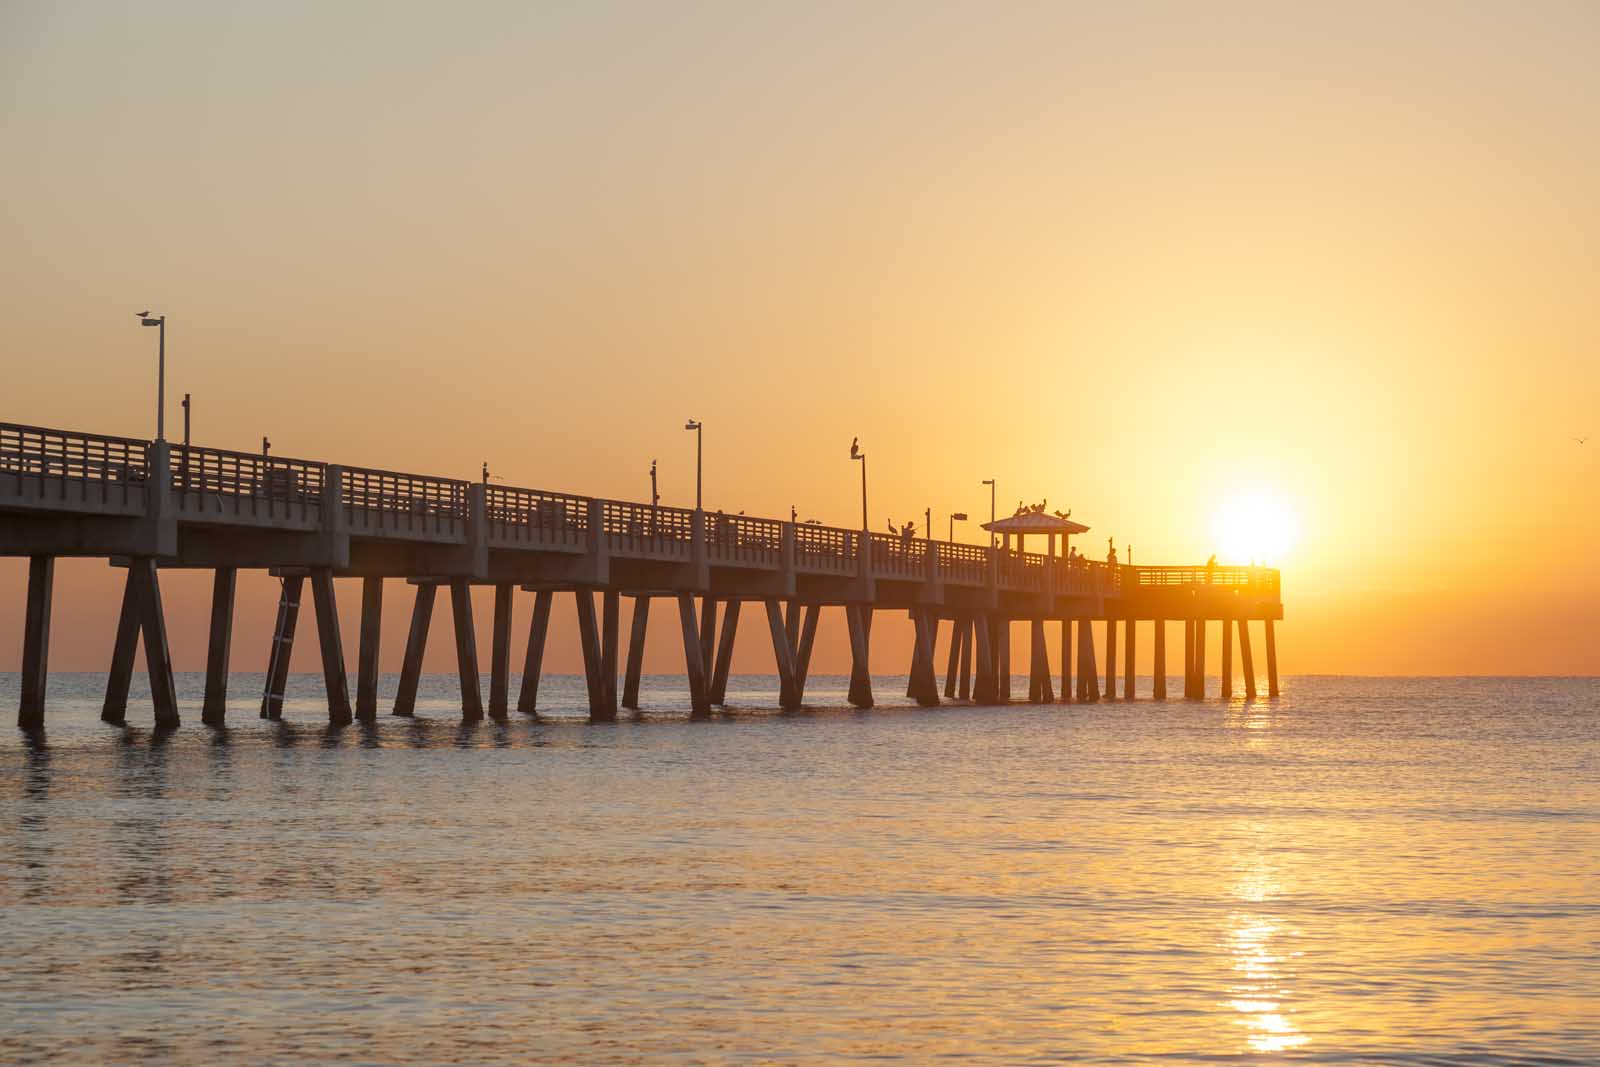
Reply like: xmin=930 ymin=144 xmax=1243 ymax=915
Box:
xmin=1 ymin=674 xmax=1596 ymax=1065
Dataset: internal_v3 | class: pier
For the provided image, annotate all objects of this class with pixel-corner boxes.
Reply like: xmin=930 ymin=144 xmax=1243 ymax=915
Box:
xmin=3 ymin=420 xmax=1282 ymax=729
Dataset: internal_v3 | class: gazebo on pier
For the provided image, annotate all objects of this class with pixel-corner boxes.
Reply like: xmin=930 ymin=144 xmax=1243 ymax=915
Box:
xmin=981 ymin=507 xmax=1089 ymax=561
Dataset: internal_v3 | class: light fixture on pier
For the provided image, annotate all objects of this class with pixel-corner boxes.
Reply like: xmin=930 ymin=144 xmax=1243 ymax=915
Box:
xmin=684 ymin=419 xmax=702 ymax=510
xmin=850 ymin=437 xmax=867 ymax=530
xmin=949 ymin=511 xmax=967 ymax=542
xmin=981 ymin=479 xmax=995 ymax=546
xmin=136 ymin=311 xmax=166 ymax=441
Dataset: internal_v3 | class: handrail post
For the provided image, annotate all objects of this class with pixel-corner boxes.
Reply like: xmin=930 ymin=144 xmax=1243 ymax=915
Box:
xmin=781 ymin=521 xmax=797 ymax=597
xmin=691 ymin=508 xmax=709 ymax=589
xmin=145 ymin=439 xmax=176 ymax=557
xmin=586 ymin=499 xmax=610 ymax=585
xmin=319 ymin=464 xmax=350 ymax=569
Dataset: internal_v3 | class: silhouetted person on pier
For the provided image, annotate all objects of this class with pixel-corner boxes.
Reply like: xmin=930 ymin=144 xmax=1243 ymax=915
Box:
xmin=1107 ymin=538 xmax=1117 ymax=566
xmin=1206 ymin=554 xmax=1217 ymax=584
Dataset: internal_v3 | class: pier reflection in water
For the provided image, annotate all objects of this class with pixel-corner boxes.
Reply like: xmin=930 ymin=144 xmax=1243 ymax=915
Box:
xmin=2 ymin=674 xmax=1596 ymax=1064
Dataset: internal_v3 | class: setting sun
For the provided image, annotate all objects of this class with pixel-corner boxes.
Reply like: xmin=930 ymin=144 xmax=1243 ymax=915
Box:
xmin=1212 ymin=490 xmax=1298 ymax=565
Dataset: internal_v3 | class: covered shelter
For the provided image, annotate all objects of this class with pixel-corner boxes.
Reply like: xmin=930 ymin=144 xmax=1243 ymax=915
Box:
xmin=982 ymin=508 xmax=1089 ymax=560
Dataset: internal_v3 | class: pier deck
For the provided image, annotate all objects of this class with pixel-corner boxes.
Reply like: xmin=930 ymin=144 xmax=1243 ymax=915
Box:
xmin=3 ymin=421 xmax=1282 ymax=728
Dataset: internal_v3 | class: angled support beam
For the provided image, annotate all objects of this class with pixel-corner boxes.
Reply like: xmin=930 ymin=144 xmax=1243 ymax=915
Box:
xmin=971 ymin=612 xmax=995 ymax=704
xmin=1265 ymin=619 xmax=1280 ymax=698
xmin=574 ymin=590 xmax=608 ymax=721
xmin=698 ymin=596 xmax=718 ymax=682
xmin=355 ymin=577 xmax=382 ymax=721
xmin=766 ymin=597 xmax=800 ymax=710
xmin=709 ymin=599 xmax=740 ymax=705
xmin=488 ymin=583 xmax=513 ymax=720
xmin=1031 ymin=619 xmax=1053 ymax=704
xmin=622 ymin=595 xmax=650 ymax=711
xmin=678 ymin=593 xmax=711 ymax=718
xmin=102 ymin=568 xmax=140 ymax=725
xmin=134 ymin=558 xmax=179 ymax=728
xmin=1194 ymin=618 xmax=1207 ymax=701
xmin=1153 ymin=619 xmax=1167 ymax=700
xmin=1238 ymin=618 xmax=1258 ymax=700
xmin=1105 ymin=617 xmax=1118 ymax=701
xmin=945 ymin=614 xmax=962 ymax=698
xmin=995 ymin=618 xmax=1011 ymax=704
xmin=450 ymin=579 xmax=482 ymax=722
xmin=261 ymin=574 xmax=303 ymax=721
xmin=516 ymin=589 xmax=553 ymax=714
xmin=1183 ymin=619 xmax=1196 ymax=700
xmin=600 ymin=590 xmax=620 ymax=718
xmin=846 ymin=604 xmax=874 ymax=708
xmin=311 ymin=568 xmax=352 ymax=725
xmin=1123 ymin=618 xmax=1136 ymax=700
xmin=393 ymin=583 xmax=436 ymax=716
xmin=1078 ymin=618 xmax=1099 ymax=703
xmin=794 ymin=603 xmax=819 ymax=703
xmin=1058 ymin=619 xmax=1072 ymax=704
xmin=201 ymin=567 xmax=237 ymax=725
xmin=1221 ymin=617 xmax=1234 ymax=700
xmin=908 ymin=609 xmax=940 ymax=707
xmin=953 ymin=617 xmax=966 ymax=700
xmin=17 ymin=556 xmax=54 ymax=730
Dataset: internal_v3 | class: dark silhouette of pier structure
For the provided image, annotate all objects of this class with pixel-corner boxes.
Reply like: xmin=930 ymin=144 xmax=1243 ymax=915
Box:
xmin=3 ymin=422 xmax=1282 ymax=729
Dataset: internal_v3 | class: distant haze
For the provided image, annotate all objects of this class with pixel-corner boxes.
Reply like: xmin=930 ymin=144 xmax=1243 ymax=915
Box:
xmin=2 ymin=1 xmax=1596 ymax=676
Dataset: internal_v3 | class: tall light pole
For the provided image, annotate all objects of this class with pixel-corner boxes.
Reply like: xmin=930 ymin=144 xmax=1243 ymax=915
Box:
xmin=949 ymin=511 xmax=968 ymax=542
xmin=684 ymin=420 xmax=702 ymax=510
xmin=924 ymin=506 xmax=932 ymax=542
xmin=850 ymin=437 xmax=867 ymax=529
xmin=981 ymin=479 xmax=995 ymax=547
xmin=137 ymin=312 xmax=166 ymax=441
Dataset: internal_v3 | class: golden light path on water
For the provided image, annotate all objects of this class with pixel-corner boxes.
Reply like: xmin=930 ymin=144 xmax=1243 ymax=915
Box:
xmin=1 ymin=673 xmax=1596 ymax=1064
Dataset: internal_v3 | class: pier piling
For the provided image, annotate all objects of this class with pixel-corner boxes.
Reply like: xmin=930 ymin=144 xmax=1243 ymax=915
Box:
xmin=393 ymin=583 xmax=436 ymax=717
xmin=516 ymin=589 xmax=552 ymax=715
xmin=18 ymin=556 xmax=54 ymax=729
xmin=355 ymin=577 xmax=382 ymax=721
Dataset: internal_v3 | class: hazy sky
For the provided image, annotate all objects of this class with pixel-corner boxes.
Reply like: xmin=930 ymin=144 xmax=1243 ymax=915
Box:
xmin=3 ymin=1 xmax=1597 ymax=677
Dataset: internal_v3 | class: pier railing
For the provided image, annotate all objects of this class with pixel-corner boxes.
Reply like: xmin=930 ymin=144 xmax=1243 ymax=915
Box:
xmin=1131 ymin=565 xmax=1278 ymax=596
xmin=603 ymin=499 xmax=695 ymax=558
xmin=708 ymin=513 xmax=783 ymax=566
xmin=794 ymin=524 xmax=859 ymax=574
xmin=0 ymin=424 xmax=150 ymax=507
xmin=171 ymin=444 xmax=326 ymax=524
xmin=343 ymin=466 xmax=468 ymax=539
xmin=0 ymin=419 xmax=1282 ymax=602
xmin=484 ymin=485 xmax=588 ymax=549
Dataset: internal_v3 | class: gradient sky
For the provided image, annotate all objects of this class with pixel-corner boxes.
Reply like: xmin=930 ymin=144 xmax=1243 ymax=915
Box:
xmin=2 ymin=1 xmax=1596 ymax=677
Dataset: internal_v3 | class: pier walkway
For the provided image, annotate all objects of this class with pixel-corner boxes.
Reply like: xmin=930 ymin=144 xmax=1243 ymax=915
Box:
xmin=3 ymin=421 xmax=1282 ymax=729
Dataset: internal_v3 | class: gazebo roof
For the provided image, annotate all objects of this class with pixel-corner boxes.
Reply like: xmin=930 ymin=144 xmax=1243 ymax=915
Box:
xmin=981 ymin=511 xmax=1090 ymax=535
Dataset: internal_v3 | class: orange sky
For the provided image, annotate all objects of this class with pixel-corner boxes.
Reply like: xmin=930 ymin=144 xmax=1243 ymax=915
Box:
xmin=2 ymin=2 xmax=1596 ymax=677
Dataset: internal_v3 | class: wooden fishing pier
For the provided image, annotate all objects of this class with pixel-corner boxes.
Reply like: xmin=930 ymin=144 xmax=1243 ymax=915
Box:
xmin=3 ymin=421 xmax=1282 ymax=729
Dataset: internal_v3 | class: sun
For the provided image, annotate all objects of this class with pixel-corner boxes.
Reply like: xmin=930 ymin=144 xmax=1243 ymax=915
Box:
xmin=1211 ymin=489 xmax=1298 ymax=565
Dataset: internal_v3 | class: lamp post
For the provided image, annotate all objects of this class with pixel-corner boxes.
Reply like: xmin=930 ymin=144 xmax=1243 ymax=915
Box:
xmin=137 ymin=312 xmax=166 ymax=441
xmin=924 ymin=507 xmax=931 ymax=542
xmin=949 ymin=511 xmax=967 ymax=542
xmin=684 ymin=420 xmax=702 ymax=510
xmin=850 ymin=437 xmax=867 ymax=529
xmin=981 ymin=479 xmax=995 ymax=547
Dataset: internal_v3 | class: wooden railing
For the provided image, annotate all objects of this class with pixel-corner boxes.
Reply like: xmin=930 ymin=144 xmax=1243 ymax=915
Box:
xmin=708 ymin=513 xmax=783 ymax=566
xmin=869 ymin=532 xmax=929 ymax=579
xmin=484 ymin=485 xmax=588 ymax=548
xmin=603 ymin=499 xmax=695 ymax=557
xmin=937 ymin=541 xmax=989 ymax=585
xmin=342 ymin=466 xmax=467 ymax=540
xmin=0 ymin=424 xmax=150 ymax=505
xmin=0 ymin=422 xmax=1283 ymax=600
xmin=172 ymin=444 xmax=324 ymax=500
xmin=1131 ymin=565 xmax=1279 ymax=595
xmin=794 ymin=523 xmax=859 ymax=573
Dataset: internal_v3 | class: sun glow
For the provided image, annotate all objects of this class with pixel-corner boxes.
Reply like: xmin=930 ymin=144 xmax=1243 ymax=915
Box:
xmin=1212 ymin=490 xmax=1298 ymax=565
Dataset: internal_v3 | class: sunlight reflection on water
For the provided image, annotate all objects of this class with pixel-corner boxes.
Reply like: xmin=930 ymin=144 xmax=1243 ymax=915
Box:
xmin=1 ymin=674 xmax=1596 ymax=1065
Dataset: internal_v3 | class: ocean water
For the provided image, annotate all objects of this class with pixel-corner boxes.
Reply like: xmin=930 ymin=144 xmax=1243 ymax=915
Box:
xmin=0 ymin=673 xmax=1596 ymax=1065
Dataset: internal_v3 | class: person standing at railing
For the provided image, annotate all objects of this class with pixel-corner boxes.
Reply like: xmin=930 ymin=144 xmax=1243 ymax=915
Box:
xmin=1206 ymin=554 xmax=1217 ymax=584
